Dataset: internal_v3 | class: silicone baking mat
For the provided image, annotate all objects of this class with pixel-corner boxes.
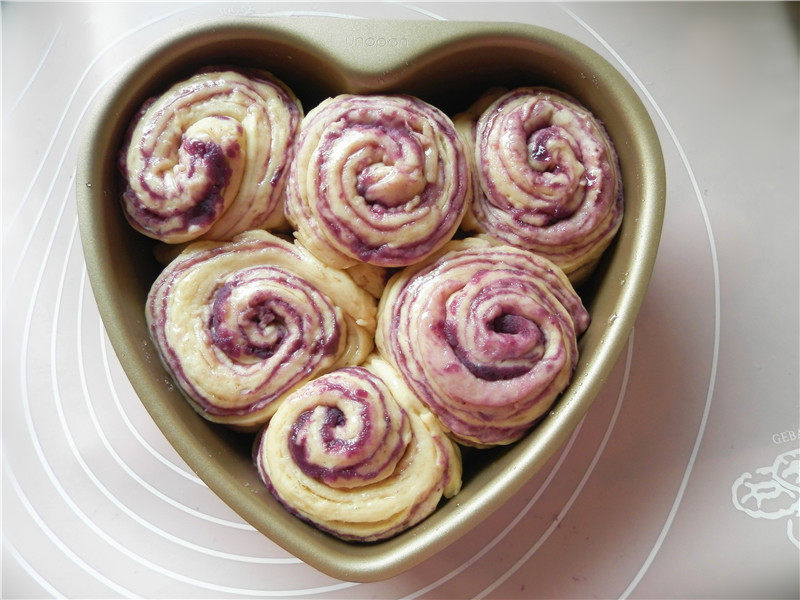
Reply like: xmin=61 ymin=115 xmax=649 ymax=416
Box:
xmin=3 ymin=2 xmax=798 ymax=598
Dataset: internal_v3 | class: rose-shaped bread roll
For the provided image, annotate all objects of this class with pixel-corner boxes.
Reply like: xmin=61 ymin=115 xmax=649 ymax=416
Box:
xmin=454 ymin=87 xmax=623 ymax=283
xmin=285 ymin=94 xmax=470 ymax=268
xmin=146 ymin=230 xmax=376 ymax=429
xmin=254 ymin=355 xmax=462 ymax=542
xmin=120 ymin=68 xmax=302 ymax=243
xmin=376 ymin=236 xmax=590 ymax=447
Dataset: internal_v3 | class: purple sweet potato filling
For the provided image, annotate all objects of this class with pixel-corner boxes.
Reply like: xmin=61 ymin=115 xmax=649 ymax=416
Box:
xmin=288 ymin=404 xmax=371 ymax=483
xmin=442 ymin=318 xmax=533 ymax=382
xmin=123 ymin=137 xmax=232 ymax=235
xmin=181 ymin=138 xmax=233 ymax=225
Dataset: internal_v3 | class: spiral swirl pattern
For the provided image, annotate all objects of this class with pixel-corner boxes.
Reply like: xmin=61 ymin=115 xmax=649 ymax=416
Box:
xmin=455 ymin=87 xmax=623 ymax=282
xmin=146 ymin=230 xmax=376 ymax=429
xmin=255 ymin=355 xmax=462 ymax=542
xmin=376 ymin=237 xmax=590 ymax=446
xmin=120 ymin=68 xmax=302 ymax=243
xmin=285 ymin=94 xmax=470 ymax=268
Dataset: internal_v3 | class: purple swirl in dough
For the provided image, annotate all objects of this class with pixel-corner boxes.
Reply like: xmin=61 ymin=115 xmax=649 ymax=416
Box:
xmin=376 ymin=237 xmax=589 ymax=447
xmin=254 ymin=355 xmax=462 ymax=541
xmin=120 ymin=68 xmax=302 ymax=243
xmin=455 ymin=87 xmax=623 ymax=282
xmin=146 ymin=230 xmax=376 ymax=429
xmin=285 ymin=94 xmax=470 ymax=268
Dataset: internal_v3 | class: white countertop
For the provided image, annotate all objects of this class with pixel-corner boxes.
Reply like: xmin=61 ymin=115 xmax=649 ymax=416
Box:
xmin=3 ymin=2 xmax=798 ymax=598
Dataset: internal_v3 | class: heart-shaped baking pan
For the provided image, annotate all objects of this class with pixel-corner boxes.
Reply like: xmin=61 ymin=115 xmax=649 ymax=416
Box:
xmin=76 ymin=17 xmax=665 ymax=582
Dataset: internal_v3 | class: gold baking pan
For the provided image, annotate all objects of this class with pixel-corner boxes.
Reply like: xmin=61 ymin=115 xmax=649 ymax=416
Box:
xmin=76 ymin=17 xmax=665 ymax=582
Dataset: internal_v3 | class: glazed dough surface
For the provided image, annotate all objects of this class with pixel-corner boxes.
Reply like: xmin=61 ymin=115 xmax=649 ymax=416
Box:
xmin=376 ymin=236 xmax=589 ymax=446
xmin=121 ymin=68 xmax=302 ymax=243
xmin=454 ymin=87 xmax=623 ymax=282
xmin=255 ymin=355 xmax=462 ymax=541
xmin=285 ymin=94 xmax=470 ymax=268
xmin=146 ymin=230 xmax=376 ymax=429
